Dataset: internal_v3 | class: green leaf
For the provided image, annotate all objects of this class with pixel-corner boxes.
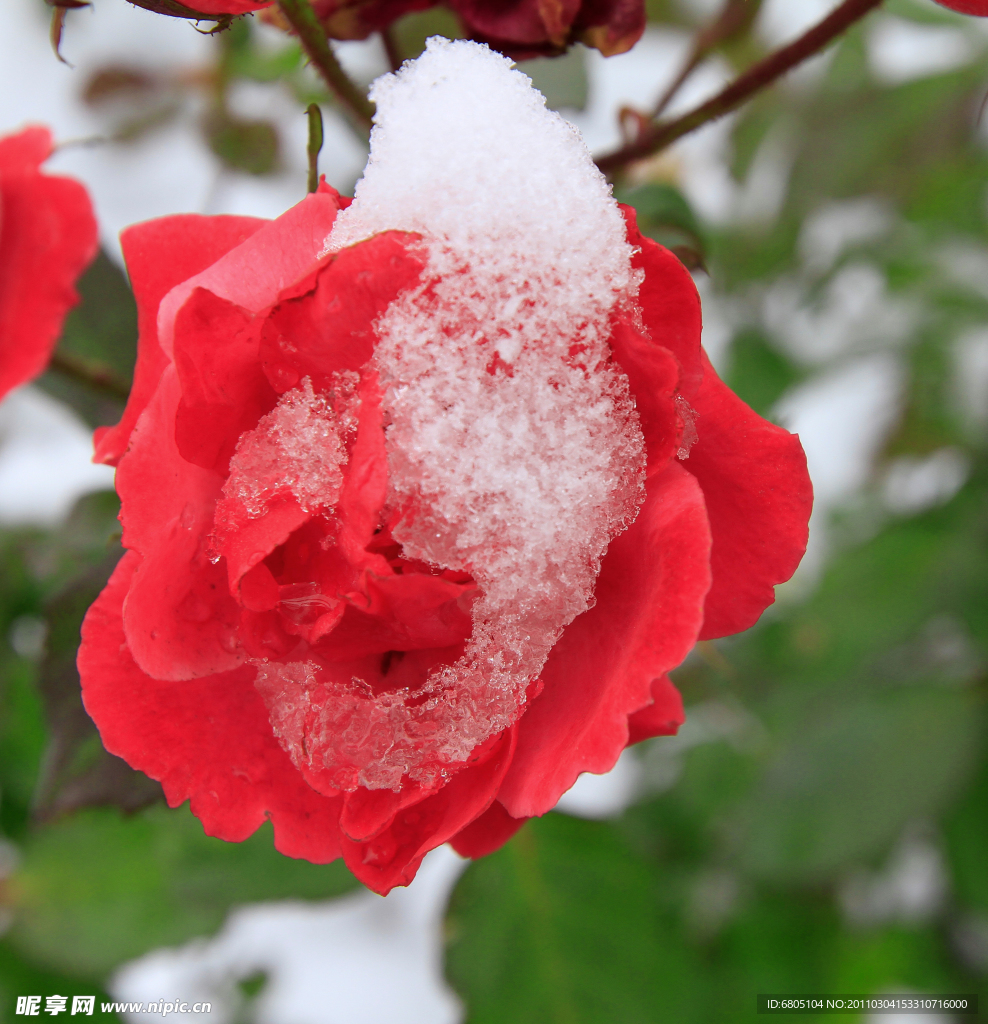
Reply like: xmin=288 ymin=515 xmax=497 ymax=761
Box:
xmin=445 ymin=814 xmax=704 ymax=1024
xmin=32 ymin=538 xmax=161 ymax=823
xmin=221 ymin=18 xmax=302 ymax=83
xmin=740 ymin=486 xmax=988 ymax=689
xmin=202 ymin=111 xmax=280 ymax=176
xmin=723 ymin=327 xmax=802 ymax=417
xmin=0 ymin=940 xmax=120 ymax=1024
xmin=36 ymin=251 xmax=136 ymax=429
xmin=7 ymin=804 xmax=359 ymax=981
xmin=388 ymin=8 xmax=464 ymax=65
xmin=736 ymin=687 xmax=984 ymax=882
xmin=944 ymin=749 xmax=988 ymax=914
xmin=523 ymin=48 xmax=588 ymax=112
xmin=54 ymin=251 xmax=136 ymax=379
xmin=616 ymin=183 xmax=706 ymax=270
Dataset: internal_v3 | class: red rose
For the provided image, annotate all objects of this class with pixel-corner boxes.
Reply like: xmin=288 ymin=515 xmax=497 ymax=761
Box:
xmin=77 ymin=191 xmax=809 ymax=892
xmin=0 ymin=126 xmax=98 ymax=402
xmin=450 ymin=0 xmax=645 ymax=59
xmin=78 ymin=43 xmax=810 ymax=895
xmin=309 ymin=0 xmax=643 ymax=57
xmin=932 ymin=0 xmax=988 ymax=12
xmin=132 ymin=0 xmax=273 ymax=15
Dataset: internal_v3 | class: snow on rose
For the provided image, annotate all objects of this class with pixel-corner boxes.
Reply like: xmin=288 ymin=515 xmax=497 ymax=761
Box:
xmin=78 ymin=40 xmax=811 ymax=894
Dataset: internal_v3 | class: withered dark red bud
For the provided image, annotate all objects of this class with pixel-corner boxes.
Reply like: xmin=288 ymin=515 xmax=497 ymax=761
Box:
xmin=303 ymin=0 xmax=645 ymax=58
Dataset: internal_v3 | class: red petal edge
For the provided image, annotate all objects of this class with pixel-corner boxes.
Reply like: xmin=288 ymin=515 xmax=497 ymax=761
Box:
xmin=933 ymin=0 xmax=988 ymax=13
xmin=94 ymin=214 xmax=268 ymax=466
xmin=497 ymin=461 xmax=711 ymax=819
xmin=449 ymin=799 xmax=528 ymax=859
xmin=78 ymin=551 xmax=344 ymax=863
xmin=0 ymin=126 xmax=97 ymax=401
xmin=684 ymin=352 xmax=812 ymax=640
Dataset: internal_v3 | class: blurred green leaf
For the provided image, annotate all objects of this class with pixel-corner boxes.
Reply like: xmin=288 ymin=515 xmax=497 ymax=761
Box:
xmin=724 ymin=327 xmax=802 ymax=416
xmin=221 ymin=18 xmax=302 ymax=83
xmin=389 ymin=8 xmax=464 ymax=65
xmin=203 ymin=111 xmax=280 ymax=176
xmin=0 ymin=493 xmax=145 ymax=838
xmin=944 ymin=749 xmax=988 ymax=914
xmin=7 ymin=804 xmax=359 ymax=981
xmin=737 ymin=687 xmax=983 ymax=882
xmin=523 ymin=47 xmax=588 ymax=112
xmin=739 ymin=483 xmax=988 ymax=690
xmin=0 ymin=941 xmax=120 ymax=1024
xmin=37 ymin=251 xmax=136 ymax=429
xmin=32 ymin=537 xmax=160 ymax=823
xmin=0 ymin=657 xmax=46 ymax=842
xmin=445 ymin=813 xmax=703 ymax=1024
xmin=57 ymin=252 xmax=135 ymax=377
xmin=617 ymin=182 xmax=707 ymax=270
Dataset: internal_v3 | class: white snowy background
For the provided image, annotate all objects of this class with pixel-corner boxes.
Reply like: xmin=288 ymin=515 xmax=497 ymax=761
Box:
xmin=1 ymin=0 xmax=984 ymax=1020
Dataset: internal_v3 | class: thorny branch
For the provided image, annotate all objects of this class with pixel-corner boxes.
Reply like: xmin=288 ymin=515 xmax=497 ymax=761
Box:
xmin=277 ymin=0 xmax=375 ymax=130
xmin=651 ymin=0 xmax=760 ymax=119
xmin=595 ymin=0 xmax=884 ymax=176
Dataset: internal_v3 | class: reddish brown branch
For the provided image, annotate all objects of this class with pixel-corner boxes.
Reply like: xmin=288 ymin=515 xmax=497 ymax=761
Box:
xmin=277 ymin=0 xmax=375 ymax=130
xmin=652 ymin=0 xmax=759 ymax=118
xmin=596 ymin=0 xmax=884 ymax=175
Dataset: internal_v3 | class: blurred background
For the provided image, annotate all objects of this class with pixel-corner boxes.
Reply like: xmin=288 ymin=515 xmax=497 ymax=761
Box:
xmin=1 ymin=0 xmax=987 ymax=1020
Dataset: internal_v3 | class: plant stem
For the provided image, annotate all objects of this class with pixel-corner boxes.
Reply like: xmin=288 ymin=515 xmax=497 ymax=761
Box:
xmin=382 ymin=26 xmax=403 ymax=73
xmin=652 ymin=0 xmax=759 ymax=118
xmin=277 ymin=0 xmax=375 ymax=130
xmin=596 ymin=0 xmax=884 ymax=175
xmin=306 ymin=102 xmax=324 ymax=192
xmin=49 ymin=351 xmax=131 ymax=402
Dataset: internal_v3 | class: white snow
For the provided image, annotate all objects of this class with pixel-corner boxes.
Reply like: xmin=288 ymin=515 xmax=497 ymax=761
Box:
xmin=260 ymin=40 xmax=647 ymax=791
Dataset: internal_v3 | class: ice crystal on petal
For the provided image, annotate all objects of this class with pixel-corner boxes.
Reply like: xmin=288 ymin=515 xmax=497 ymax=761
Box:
xmin=256 ymin=40 xmax=648 ymax=790
xmin=676 ymin=394 xmax=699 ymax=460
xmin=214 ymin=376 xmax=357 ymax=534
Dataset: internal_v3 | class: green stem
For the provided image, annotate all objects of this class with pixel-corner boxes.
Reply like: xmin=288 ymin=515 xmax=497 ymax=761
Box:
xmin=49 ymin=351 xmax=131 ymax=402
xmin=306 ymin=102 xmax=324 ymax=192
xmin=596 ymin=0 xmax=884 ymax=175
xmin=277 ymin=0 xmax=375 ymax=130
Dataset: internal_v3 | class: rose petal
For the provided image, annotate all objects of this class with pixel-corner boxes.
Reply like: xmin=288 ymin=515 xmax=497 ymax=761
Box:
xmin=607 ymin=319 xmax=680 ymax=470
xmin=497 ymin=461 xmax=711 ymax=819
xmin=620 ymin=204 xmax=704 ymax=400
xmin=0 ymin=125 xmax=97 ymax=402
xmin=339 ymin=726 xmax=517 ymax=894
xmin=117 ymin=367 xmax=243 ymax=680
xmin=339 ymin=781 xmax=437 ymax=843
xmin=449 ymin=799 xmax=527 ymax=859
xmin=78 ymin=552 xmax=343 ymax=863
xmin=173 ymin=287 xmax=277 ymax=472
xmin=684 ymin=352 xmax=812 ymax=640
xmin=259 ymin=232 xmax=425 ymax=394
xmin=191 ymin=0 xmax=273 ymax=12
xmin=94 ymin=214 xmax=267 ymax=466
xmin=626 ymin=674 xmax=685 ymax=745
xmin=451 ymin=0 xmax=581 ymax=46
xmin=156 ymin=189 xmax=346 ymax=362
xmin=933 ymin=0 xmax=988 ymax=13
xmin=577 ymin=0 xmax=645 ymax=57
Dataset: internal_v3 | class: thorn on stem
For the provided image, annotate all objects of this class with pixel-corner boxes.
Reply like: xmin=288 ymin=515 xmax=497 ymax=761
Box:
xmin=193 ymin=14 xmax=235 ymax=34
xmin=47 ymin=1 xmax=88 ymax=67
